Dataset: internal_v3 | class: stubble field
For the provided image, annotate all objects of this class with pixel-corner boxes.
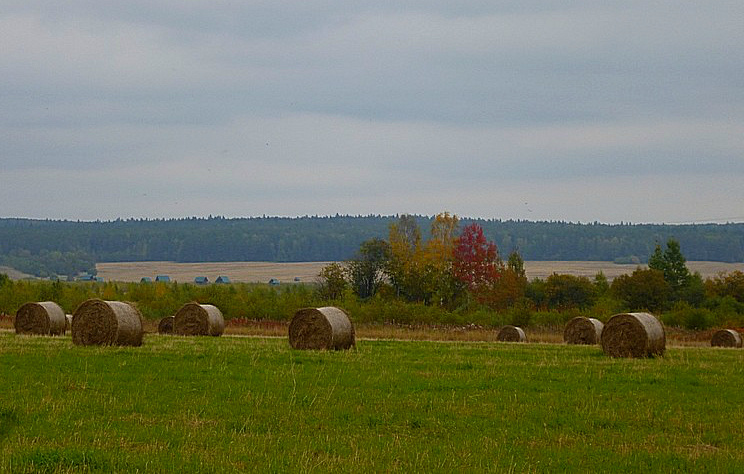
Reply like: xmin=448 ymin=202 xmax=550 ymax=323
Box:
xmin=1 ymin=333 xmax=743 ymax=472
xmin=94 ymin=260 xmax=744 ymax=284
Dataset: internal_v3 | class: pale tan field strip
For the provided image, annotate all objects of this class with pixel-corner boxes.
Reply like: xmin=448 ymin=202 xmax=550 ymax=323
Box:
xmin=96 ymin=261 xmax=334 ymax=283
xmin=0 ymin=265 xmax=33 ymax=280
xmin=96 ymin=260 xmax=744 ymax=283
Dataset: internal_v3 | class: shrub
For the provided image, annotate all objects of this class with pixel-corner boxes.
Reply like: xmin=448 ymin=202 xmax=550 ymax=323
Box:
xmin=316 ymin=263 xmax=348 ymax=301
xmin=593 ymin=271 xmax=610 ymax=296
xmin=544 ymin=274 xmax=596 ymax=309
xmin=662 ymin=302 xmax=714 ymax=330
xmin=530 ymin=308 xmax=578 ymax=328
xmin=611 ymin=268 xmax=669 ymax=312
xmin=586 ymin=295 xmax=624 ymax=322
xmin=525 ymin=278 xmax=546 ymax=308
xmin=706 ymin=271 xmax=744 ymax=303
xmin=704 ymin=295 xmax=744 ymax=314
xmin=481 ymin=268 xmax=527 ymax=310
xmin=678 ymin=272 xmax=706 ymax=307
xmin=509 ymin=300 xmax=533 ymax=327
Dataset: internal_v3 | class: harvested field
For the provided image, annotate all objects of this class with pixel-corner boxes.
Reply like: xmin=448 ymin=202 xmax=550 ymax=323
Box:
xmin=94 ymin=260 xmax=744 ymax=283
xmin=524 ymin=260 xmax=744 ymax=281
xmin=0 ymin=265 xmax=32 ymax=280
xmin=96 ymin=261 xmax=333 ymax=283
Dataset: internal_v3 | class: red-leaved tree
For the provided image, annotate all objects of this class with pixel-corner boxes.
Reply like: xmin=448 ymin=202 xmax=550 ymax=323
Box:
xmin=452 ymin=223 xmax=502 ymax=299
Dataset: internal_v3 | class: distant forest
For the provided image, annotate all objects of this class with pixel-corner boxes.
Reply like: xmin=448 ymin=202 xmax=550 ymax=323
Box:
xmin=0 ymin=216 xmax=742 ymax=277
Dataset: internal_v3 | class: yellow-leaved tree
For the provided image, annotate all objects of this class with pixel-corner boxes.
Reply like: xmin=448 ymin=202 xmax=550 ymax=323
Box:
xmin=423 ymin=212 xmax=461 ymax=306
xmin=387 ymin=212 xmax=462 ymax=306
xmin=387 ymin=214 xmax=424 ymax=300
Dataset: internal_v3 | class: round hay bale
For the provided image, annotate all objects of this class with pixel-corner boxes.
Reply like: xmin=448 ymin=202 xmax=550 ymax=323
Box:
xmin=711 ymin=329 xmax=742 ymax=348
xmin=173 ymin=303 xmax=224 ymax=336
xmin=15 ymin=301 xmax=67 ymax=336
xmin=289 ymin=306 xmax=355 ymax=350
xmin=564 ymin=317 xmax=604 ymax=345
xmin=497 ymin=325 xmax=526 ymax=342
xmin=158 ymin=316 xmax=175 ymax=335
xmin=72 ymin=299 xmax=144 ymax=346
xmin=601 ymin=312 xmax=665 ymax=358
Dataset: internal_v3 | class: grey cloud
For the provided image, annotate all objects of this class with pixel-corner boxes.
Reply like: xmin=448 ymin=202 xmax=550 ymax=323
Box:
xmin=1 ymin=1 xmax=743 ymax=222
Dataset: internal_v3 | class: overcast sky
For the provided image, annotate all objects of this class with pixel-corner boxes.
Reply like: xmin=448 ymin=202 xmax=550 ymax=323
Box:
xmin=1 ymin=1 xmax=743 ymax=223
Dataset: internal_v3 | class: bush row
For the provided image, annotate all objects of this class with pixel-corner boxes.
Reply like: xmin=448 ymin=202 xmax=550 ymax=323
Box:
xmin=2 ymin=274 xmax=743 ymax=330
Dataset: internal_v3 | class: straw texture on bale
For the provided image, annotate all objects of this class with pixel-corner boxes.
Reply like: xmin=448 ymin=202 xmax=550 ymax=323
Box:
xmin=14 ymin=301 xmax=66 ymax=336
xmin=158 ymin=316 xmax=175 ymax=335
xmin=289 ymin=306 xmax=355 ymax=350
xmin=711 ymin=329 xmax=742 ymax=348
xmin=72 ymin=299 xmax=144 ymax=346
xmin=564 ymin=317 xmax=604 ymax=345
xmin=601 ymin=312 xmax=665 ymax=358
xmin=173 ymin=303 xmax=224 ymax=336
xmin=497 ymin=325 xmax=526 ymax=342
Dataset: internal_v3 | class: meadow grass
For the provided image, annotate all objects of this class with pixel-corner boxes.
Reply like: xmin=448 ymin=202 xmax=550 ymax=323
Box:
xmin=1 ymin=333 xmax=743 ymax=472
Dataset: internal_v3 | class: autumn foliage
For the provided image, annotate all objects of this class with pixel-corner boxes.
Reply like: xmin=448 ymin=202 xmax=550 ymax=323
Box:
xmin=329 ymin=213 xmax=520 ymax=309
xmin=315 ymin=212 xmax=744 ymax=330
xmin=452 ymin=223 xmax=502 ymax=297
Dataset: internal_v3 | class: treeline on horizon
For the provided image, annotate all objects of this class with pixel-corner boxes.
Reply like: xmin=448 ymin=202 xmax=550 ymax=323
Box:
xmin=0 ymin=215 xmax=743 ymax=278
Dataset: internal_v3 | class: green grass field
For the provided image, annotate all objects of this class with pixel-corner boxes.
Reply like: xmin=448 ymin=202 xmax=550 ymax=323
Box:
xmin=1 ymin=333 xmax=743 ymax=473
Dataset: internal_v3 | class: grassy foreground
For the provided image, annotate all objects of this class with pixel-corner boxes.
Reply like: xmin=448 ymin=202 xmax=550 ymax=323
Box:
xmin=1 ymin=334 xmax=743 ymax=473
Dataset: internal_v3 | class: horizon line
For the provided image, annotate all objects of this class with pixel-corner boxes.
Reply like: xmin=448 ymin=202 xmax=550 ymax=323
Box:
xmin=1 ymin=215 xmax=743 ymax=226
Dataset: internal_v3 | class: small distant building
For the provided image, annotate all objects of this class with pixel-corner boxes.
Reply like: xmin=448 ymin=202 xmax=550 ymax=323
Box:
xmin=268 ymin=278 xmax=280 ymax=286
xmin=140 ymin=277 xmax=153 ymax=283
xmin=94 ymin=277 xmax=104 ymax=282
xmin=194 ymin=276 xmax=209 ymax=285
xmin=215 ymin=276 xmax=231 ymax=284
xmin=293 ymin=277 xmax=301 ymax=282
xmin=77 ymin=274 xmax=96 ymax=282
xmin=155 ymin=275 xmax=170 ymax=282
